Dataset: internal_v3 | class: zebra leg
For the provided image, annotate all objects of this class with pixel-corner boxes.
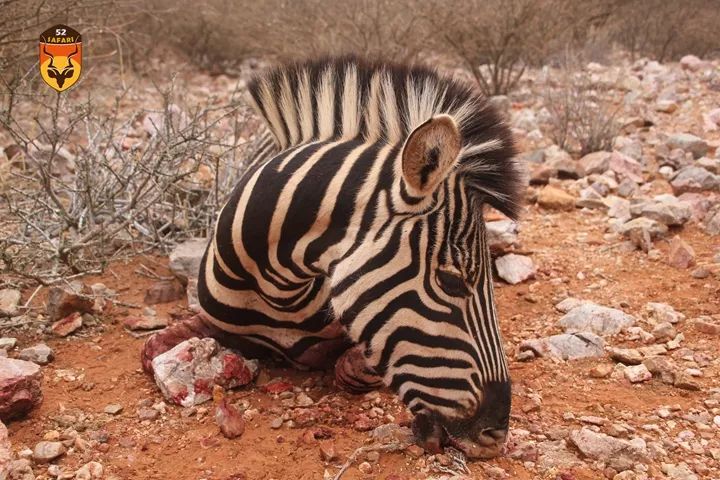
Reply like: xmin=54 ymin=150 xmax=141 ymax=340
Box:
xmin=334 ymin=344 xmax=383 ymax=393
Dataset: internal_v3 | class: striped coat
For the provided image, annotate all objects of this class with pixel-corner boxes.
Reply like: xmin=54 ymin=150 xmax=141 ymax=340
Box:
xmin=196 ymin=57 xmax=522 ymax=458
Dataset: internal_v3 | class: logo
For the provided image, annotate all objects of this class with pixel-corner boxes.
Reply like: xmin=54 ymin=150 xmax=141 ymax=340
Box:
xmin=39 ymin=25 xmax=82 ymax=92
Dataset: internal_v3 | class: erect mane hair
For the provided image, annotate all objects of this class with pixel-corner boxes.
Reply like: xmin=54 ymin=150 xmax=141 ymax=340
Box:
xmin=246 ymin=55 xmax=523 ymax=219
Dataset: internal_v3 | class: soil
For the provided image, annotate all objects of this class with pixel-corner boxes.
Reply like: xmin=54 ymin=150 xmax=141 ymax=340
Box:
xmin=4 ymin=202 xmax=719 ymax=480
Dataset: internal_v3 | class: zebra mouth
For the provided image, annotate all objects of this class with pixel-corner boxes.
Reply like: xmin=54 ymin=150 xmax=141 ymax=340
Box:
xmin=413 ymin=414 xmax=507 ymax=459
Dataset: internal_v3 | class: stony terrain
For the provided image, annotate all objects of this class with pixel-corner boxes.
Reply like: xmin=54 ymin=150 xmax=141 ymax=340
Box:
xmin=1 ymin=54 xmax=719 ymax=480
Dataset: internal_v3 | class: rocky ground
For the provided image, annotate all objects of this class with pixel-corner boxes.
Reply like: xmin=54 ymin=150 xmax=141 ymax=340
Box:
xmin=1 ymin=54 xmax=720 ymax=480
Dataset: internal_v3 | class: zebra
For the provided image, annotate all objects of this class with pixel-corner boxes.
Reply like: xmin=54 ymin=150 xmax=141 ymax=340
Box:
xmin=142 ymin=56 xmax=523 ymax=459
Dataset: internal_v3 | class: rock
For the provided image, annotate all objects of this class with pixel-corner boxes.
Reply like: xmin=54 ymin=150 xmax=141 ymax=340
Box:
xmin=677 ymin=192 xmax=712 ymax=221
xmin=74 ymin=461 xmax=104 ymax=480
xmin=0 ymin=357 xmax=43 ymax=421
xmin=50 ymin=312 xmax=83 ymax=337
xmin=168 ymin=238 xmax=207 ymax=285
xmin=667 ymin=133 xmax=709 ymax=159
xmin=151 ymin=337 xmax=258 ymax=407
xmin=104 ymin=404 xmax=123 ymax=415
xmin=609 ymin=348 xmax=643 ymax=365
xmin=0 ymin=419 xmax=11 ymax=476
xmin=673 ymin=372 xmax=701 ymax=391
xmin=559 ymin=303 xmax=635 ymax=336
xmin=6 ymin=458 xmax=34 ymax=480
xmin=693 ymin=317 xmax=720 ymax=335
xmin=569 ymin=427 xmax=648 ymax=471
xmin=486 ymin=220 xmax=519 ymax=254
xmin=137 ymin=407 xmax=160 ymax=420
xmin=32 ymin=441 xmax=66 ymax=463
xmin=46 ymin=282 xmax=94 ymax=321
xmin=495 ymin=254 xmax=535 ymax=284
xmin=144 ymin=280 xmax=185 ymax=305
xmin=643 ymin=356 xmax=677 ymax=384
xmin=371 ymin=423 xmax=414 ymax=445
xmin=0 ymin=289 xmax=21 ymax=317
xmin=645 ymin=302 xmax=684 ymax=324
xmin=667 ymin=236 xmax=695 ymax=269
xmin=624 ymin=364 xmax=652 ymax=383
xmin=705 ymin=204 xmax=720 ymax=235
xmin=638 ymin=196 xmax=692 ymax=226
xmin=670 ymin=166 xmax=720 ymax=194
xmin=655 ymin=100 xmax=678 ymax=113
xmin=215 ymin=399 xmax=245 ymax=439
xmin=608 ymin=151 xmax=643 ymax=183
xmin=537 ymin=185 xmax=576 ymax=211
xmin=519 ymin=333 xmax=605 ymax=360
xmin=17 ymin=344 xmax=54 ymax=365
xmin=358 ymin=461 xmax=373 ymax=474
xmin=662 ymin=462 xmax=698 ymax=480
xmin=123 ymin=314 xmax=168 ymax=331
xmin=0 ymin=338 xmax=17 ymax=351
xmin=577 ymin=187 xmax=607 ymax=210
xmin=617 ymin=218 xmax=668 ymax=240
xmin=545 ymin=146 xmax=582 ymax=179
xmin=606 ymin=197 xmax=631 ymax=221
xmin=616 ymin=178 xmax=639 ymax=198
xmin=651 ymin=322 xmax=676 ymax=342
xmin=579 ymin=151 xmax=611 ymax=175
xmin=589 ymin=364 xmax=613 ymax=378
xmin=555 ymin=297 xmax=589 ymax=313
xmin=680 ymin=54 xmax=708 ymax=72
xmin=319 ymin=440 xmax=338 ymax=461
xmin=690 ymin=266 xmax=710 ymax=279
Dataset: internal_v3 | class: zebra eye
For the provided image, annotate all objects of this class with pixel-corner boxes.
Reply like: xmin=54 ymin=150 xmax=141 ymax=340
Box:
xmin=436 ymin=270 xmax=470 ymax=297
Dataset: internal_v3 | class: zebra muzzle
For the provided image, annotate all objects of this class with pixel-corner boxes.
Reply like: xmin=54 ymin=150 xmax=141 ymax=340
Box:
xmin=412 ymin=414 xmax=509 ymax=459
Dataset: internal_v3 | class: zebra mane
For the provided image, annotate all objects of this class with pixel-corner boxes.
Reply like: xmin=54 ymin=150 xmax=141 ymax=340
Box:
xmin=246 ymin=56 xmax=523 ymax=219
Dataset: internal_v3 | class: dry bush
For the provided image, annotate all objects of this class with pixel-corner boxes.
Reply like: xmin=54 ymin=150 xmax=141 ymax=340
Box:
xmin=607 ymin=0 xmax=720 ymax=61
xmin=0 ymin=82 xmax=251 ymax=284
xmin=542 ymin=57 xmax=620 ymax=156
xmin=428 ymin=0 xmax=581 ymax=96
xmin=146 ymin=0 xmax=429 ymax=67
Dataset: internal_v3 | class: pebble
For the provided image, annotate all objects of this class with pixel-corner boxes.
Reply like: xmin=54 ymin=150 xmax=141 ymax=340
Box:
xmin=137 ymin=407 xmax=160 ymax=420
xmin=74 ymin=461 xmax=104 ymax=480
xmin=0 ymin=289 xmax=21 ymax=317
xmin=495 ymin=254 xmax=536 ymax=284
xmin=18 ymin=343 xmax=54 ymax=365
xmin=609 ymin=348 xmax=643 ymax=365
xmin=589 ymin=364 xmax=613 ymax=378
xmin=358 ymin=461 xmax=373 ymax=474
xmin=319 ymin=440 xmax=337 ymax=461
xmin=270 ymin=418 xmax=283 ymax=429
xmin=104 ymin=404 xmax=123 ymax=415
xmin=558 ymin=303 xmax=635 ymax=336
xmin=667 ymin=236 xmax=695 ymax=269
xmin=624 ymin=364 xmax=652 ymax=383
xmin=32 ymin=441 xmax=66 ymax=463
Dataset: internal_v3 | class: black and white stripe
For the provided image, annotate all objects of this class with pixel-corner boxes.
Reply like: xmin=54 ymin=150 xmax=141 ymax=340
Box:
xmin=198 ymin=56 xmax=522 ymax=427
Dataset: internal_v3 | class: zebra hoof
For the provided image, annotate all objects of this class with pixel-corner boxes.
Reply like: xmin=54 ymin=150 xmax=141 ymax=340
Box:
xmin=141 ymin=313 xmax=220 ymax=375
xmin=334 ymin=346 xmax=383 ymax=393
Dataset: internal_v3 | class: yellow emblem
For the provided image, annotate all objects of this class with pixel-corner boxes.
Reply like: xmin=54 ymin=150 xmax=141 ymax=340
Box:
xmin=39 ymin=25 xmax=82 ymax=92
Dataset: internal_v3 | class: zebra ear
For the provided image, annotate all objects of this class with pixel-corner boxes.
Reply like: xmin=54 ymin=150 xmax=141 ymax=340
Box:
xmin=401 ymin=114 xmax=462 ymax=195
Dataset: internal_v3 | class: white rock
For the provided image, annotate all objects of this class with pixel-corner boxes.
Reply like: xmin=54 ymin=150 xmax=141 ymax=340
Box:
xmin=0 ymin=289 xmax=21 ymax=317
xmin=495 ymin=254 xmax=535 ymax=284
xmin=645 ymin=303 xmax=684 ymax=324
xmin=569 ymin=427 xmax=648 ymax=471
xmin=32 ymin=441 xmax=66 ymax=463
xmin=559 ymin=303 xmax=636 ymax=336
xmin=151 ymin=337 xmax=258 ymax=407
xmin=486 ymin=220 xmax=519 ymax=254
xmin=0 ymin=419 xmax=10 ymax=476
xmin=624 ymin=364 xmax=652 ymax=383
xmin=555 ymin=297 xmax=589 ymax=313
xmin=519 ymin=332 xmax=605 ymax=360
xmin=168 ymin=238 xmax=208 ymax=284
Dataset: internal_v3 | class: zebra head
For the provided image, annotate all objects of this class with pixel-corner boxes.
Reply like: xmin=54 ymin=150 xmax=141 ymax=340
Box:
xmin=333 ymin=111 xmax=519 ymax=459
